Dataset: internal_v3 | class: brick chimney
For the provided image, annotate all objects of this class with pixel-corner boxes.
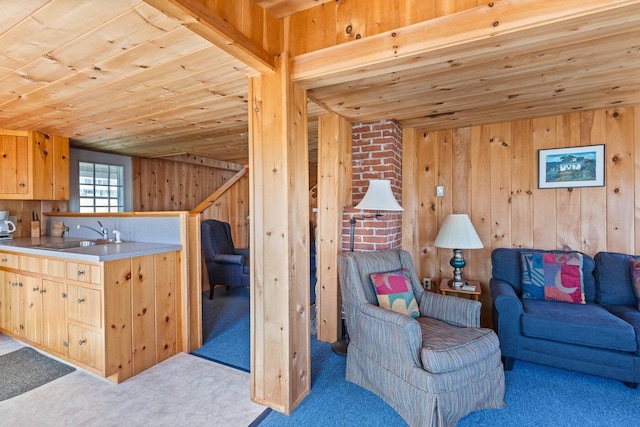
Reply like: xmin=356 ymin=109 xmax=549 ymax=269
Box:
xmin=342 ymin=120 xmax=402 ymax=251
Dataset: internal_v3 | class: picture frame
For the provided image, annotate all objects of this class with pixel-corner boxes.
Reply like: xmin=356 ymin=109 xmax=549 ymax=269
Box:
xmin=538 ymin=144 xmax=605 ymax=189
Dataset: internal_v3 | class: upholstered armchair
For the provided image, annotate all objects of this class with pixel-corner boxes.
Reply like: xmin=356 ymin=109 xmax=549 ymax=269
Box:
xmin=201 ymin=219 xmax=250 ymax=299
xmin=337 ymin=250 xmax=505 ymax=427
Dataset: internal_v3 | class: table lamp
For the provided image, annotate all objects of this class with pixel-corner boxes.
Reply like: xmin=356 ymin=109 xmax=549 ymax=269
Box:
xmin=433 ymin=214 xmax=483 ymax=287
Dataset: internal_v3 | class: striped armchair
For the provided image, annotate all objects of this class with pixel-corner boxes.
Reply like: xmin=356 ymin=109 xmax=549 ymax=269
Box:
xmin=338 ymin=250 xmax=505 ymax=427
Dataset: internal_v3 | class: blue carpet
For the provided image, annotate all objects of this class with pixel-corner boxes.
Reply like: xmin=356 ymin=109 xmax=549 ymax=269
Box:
xmin=192 ymin=287 xmax=251 ymax=371
xmin=194 ymin=288 xmax=640 ymax=427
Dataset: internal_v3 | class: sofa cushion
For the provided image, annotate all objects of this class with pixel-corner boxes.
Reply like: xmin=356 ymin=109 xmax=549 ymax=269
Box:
xmin=605 ymin=305 xmax=640 ymax=355
xmin=628 ymin=258 xmax=640 ymax=310
xmin=594 ymin=252 xmax=637 ymax=306
xmin=520 ymin=299 xmax=637 ymax=352
xmin=370 ymin=268 xmax=420 ymax=318
xmin=417 ymin=317 xmax=498 ymax=373
xmin=492 ymin=248 xmax=596 ymax=302
xmin=521 ymin=252 xmax=585 ymax=304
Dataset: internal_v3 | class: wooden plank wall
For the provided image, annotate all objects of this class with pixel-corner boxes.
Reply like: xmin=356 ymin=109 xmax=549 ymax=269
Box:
xmin=0 ymin=200 xmax=68 ymax=237
xmin=132 ymin=156 xmax=249 ymax=246
xmin=285 ymin=0 xmax=491 ymax=56
xmin=404 ymin=105 xmax=640 ymax=324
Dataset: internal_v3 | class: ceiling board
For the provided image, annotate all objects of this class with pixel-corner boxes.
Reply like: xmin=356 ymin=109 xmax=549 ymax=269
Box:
xmin=0 ymin=0 xmax=638 ymax=168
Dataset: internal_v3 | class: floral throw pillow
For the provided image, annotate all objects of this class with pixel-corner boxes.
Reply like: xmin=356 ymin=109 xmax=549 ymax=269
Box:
xmin=628 ymin=258 xmax=640 ymax=310
xmin=370 ymin=268 xmax=420 ymax=318
xmin=521 ymin=252 xmax=585 ymax=304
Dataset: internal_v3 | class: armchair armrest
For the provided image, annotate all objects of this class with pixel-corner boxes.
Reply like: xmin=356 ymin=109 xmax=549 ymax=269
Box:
xmin=212 ymin=254 xmax=245 ymax=265
xmin=350 ymin=302 xmax=423 ymax=369
xmin=233 ymin=248 xmax=250 ymax=258
xmin=419 ymin=292 xmax=481 ymax=328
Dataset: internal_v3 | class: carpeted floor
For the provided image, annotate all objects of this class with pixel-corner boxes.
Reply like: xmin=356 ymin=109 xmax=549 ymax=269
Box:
xmin=195 ymin=287 xmax=640 ymax=427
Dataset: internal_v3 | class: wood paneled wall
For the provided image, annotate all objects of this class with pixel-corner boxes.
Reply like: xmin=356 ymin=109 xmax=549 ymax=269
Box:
xmin=0 ymin=200 xmax=68 ymax=238
xmin=403 ymin=105 xmax=640 ymax=322
xmin=285 ymin=0 xmax=491 ymax=56
xmin=132 ymin=156 xmax=249 ymax=246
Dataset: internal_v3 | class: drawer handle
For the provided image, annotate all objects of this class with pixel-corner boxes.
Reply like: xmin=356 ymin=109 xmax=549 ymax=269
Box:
xmin=40 ymin=289 xmax=46 ymax=294
xmin=19 ymin=183 xmax=25 ymax=188
xmin=1 ymin=258 xmax=7 ymax=263
xmin=32 ymin=287 xmax=39 ymax=292
xmin=77 ymin=298 xmax=85 ymax=304
xmin=78 ymin=339 xmax=87 ymax=346
xmin=11 ymin=282 xmax=18 ymax=287
xmin=77 ymin=270 xmax=85 ymax=276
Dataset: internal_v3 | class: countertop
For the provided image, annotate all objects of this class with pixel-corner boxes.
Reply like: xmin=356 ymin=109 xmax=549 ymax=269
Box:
xmin=0 ymin=237 xmax=182 ymax=262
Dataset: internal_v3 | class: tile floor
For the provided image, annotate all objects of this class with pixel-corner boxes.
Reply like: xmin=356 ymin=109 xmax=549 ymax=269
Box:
xmin=0 ymin=334 xmax=267 ymax=427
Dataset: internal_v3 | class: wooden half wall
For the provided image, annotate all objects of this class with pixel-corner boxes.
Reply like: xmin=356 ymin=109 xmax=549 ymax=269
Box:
xmin=402 ymin=105 xmax=640 ymax=324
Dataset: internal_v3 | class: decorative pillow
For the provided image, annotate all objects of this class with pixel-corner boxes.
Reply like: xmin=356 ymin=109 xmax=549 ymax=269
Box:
xmin=628 ymin=258 xmax=640 ymax=310
xmin=370 ymin=268 xmax=420 ymax=318
xmin=521 ymin=252 xmax=585 ymax=304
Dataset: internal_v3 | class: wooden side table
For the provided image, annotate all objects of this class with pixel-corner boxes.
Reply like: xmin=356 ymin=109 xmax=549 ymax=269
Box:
xmin=439 ymin=278 xmax=482 ymax=301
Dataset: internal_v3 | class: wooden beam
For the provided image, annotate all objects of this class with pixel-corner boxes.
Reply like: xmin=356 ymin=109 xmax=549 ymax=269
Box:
xmin=144 ymin=0 xmax=276 ymax=73
xmin=190 ymin=166 xmax=247 ymax=213
xmin=157 ymin=153 xmax=244 ymax=171
xmin=248 ymin=53 xmax=310 ymax=414
xmin=254 ymin=0 xmax=334 ymax=19
xmin=292 ymin=0 xmax=640 ymax=88
xmin=316 ymin=112 xmax=351 ymax=344
xmin=401 ymin=128 xmax=419 ymax=263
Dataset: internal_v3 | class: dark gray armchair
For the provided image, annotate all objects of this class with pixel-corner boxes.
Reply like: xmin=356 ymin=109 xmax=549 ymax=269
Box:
xmin=201 ymin=219 xmax=250 ymax=299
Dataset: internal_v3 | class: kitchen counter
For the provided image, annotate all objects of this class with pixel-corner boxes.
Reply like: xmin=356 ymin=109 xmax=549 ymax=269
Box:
xmin=0 ymin=236 xmax=182 ymax=262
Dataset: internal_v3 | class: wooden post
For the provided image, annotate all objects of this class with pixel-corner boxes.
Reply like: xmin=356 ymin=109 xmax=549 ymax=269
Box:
xmin=316 ymin=113 xmax=351 ymax=343
xmin=401 ymin=128 xmax=420 ymax=263
xmin=248 ymin=53 xmax=310 ymax=414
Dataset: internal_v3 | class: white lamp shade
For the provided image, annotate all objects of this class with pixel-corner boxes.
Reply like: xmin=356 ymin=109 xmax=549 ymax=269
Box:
xmin=354 ymin=179 xmax=403 ymax=211
xmin=433 ymin=214 xmax=483 ymax=249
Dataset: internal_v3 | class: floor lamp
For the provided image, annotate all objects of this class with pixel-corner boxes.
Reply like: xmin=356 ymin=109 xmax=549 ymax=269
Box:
xmin=332 ymin=179 xmax=404 ymax=355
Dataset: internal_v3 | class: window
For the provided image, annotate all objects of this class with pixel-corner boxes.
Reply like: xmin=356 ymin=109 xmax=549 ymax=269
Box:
xmin=78 ymin=162 xmax=124 ymax=213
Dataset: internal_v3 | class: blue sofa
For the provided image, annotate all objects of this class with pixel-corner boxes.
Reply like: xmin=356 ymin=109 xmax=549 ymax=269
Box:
xmin=490 ymin=248 xmax=640 ymax=387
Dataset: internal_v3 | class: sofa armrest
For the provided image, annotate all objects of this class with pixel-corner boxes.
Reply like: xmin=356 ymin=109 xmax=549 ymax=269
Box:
xmin=419 ymin=291 xmax=481 ymax=328
xmin=490 ymin=278 xmax=524 ymax=353
xmin=349 ymin=302 xmax=423 ymax=369
xmin=212 ymin=254 xmax=245 ymax=265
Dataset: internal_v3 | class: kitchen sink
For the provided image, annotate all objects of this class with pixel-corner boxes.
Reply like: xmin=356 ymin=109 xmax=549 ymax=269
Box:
xmin=30 ymin=239 xmax=113 ymax=250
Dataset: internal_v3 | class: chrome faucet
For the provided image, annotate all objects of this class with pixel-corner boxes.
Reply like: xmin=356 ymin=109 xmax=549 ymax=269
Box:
xmin=77 ymin=221 xmax=109 ymax=240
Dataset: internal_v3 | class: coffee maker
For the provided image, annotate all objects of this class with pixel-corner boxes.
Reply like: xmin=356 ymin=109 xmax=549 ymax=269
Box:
xmin=0 ymin=210 xmax=16 ymax=240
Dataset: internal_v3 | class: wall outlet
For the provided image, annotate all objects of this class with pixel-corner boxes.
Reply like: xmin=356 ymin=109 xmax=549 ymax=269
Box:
xmin=422 ymin=278 xmax=431 ymax=290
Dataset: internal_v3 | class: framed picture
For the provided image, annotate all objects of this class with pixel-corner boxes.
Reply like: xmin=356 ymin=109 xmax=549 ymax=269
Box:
xmin=538 ymin=144 xmax=605 ymax=189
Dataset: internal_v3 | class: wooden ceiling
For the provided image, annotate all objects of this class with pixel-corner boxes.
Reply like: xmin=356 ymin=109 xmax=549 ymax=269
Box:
xmin=1 ymin=1 xmax=639 ymax=166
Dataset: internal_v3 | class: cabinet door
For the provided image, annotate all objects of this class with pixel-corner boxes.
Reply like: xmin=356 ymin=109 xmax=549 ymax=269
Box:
xmin=0 ymin=134 xmax=29 ymax=195
xmin=22 ymin=276 xmax=43 ymax=344
xmin=0 ymin=270 xmax=6 ymax=330
xmin=67 ymin=284 xmax=101 ymax=328
xmin=42 ymin=280 xmax=68 ymax=355
xmin=6 ymin=272 xmax=23 ymax=336
xmin=68 ymin=324 xmax=103 ymax=370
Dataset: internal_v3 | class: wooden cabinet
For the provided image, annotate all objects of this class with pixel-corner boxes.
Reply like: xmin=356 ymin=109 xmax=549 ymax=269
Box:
xmin=67 ymin=284 xmax=101 ymax=328
xmin=0 ymin=129 xmax=69 ymax=200
xmin=0 ymin=249 xmax=180 ymax=384
xmin=41 ymin=279 xmax=68 ymax=355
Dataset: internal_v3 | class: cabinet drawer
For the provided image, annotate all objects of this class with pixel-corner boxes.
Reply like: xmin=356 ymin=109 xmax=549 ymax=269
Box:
xmin=19 ymin=256 xmax=41 ymax=273
xmin=67 ymin=285 xmax=101 ymax=328
xmin=66 ymin=262 xmax=101 ymax=284
xmin=42 ymin=258 xmax=66 ymax=279
xmin=68 ymin=324 xmax=103 ymax=370
xmin=0 ymin=252 xmax=18 ymax=269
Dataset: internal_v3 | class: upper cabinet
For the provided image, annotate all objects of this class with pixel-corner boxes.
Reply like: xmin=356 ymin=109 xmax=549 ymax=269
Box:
xmin=0 ymin=129 xmax=69 ymax=200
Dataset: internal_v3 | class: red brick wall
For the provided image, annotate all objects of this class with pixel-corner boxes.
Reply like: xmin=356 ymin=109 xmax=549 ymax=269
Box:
xmin=343 ymin=120 xmax=403 ymax=251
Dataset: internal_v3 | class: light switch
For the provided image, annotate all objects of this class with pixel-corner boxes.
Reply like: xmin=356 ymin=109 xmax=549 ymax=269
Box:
xmin=436 ymin=185 xmax=445 ymax=197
